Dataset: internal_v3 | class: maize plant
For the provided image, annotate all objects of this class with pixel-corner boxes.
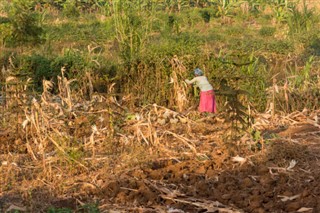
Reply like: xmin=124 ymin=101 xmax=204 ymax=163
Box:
xmin=215 ymin=0 xmax=242 ymax=18
xmin=287 ymin=0 xmax=315 ymax=34
xmin=112 ymin=0 xmax=154 ymax=62
xmin=158 ymin=0 xmax=189 ymax=13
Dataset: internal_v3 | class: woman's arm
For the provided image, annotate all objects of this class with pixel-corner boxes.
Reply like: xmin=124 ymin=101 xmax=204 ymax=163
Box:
xmin=185 ymin=77 xmax=197 ymax=84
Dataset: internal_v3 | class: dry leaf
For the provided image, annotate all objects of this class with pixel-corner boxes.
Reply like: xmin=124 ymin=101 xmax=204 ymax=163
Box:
xmin=22 ymin=119 xmax=29 ymax=129
xmin=5 ymin=204 xmax=27 ymax=212
xmin=170 ymin=118 xmax=179 ymax=124
xmin=232 ymin=156 xmax=247 ymax=164
xmin=178 ymin=116 xmax=188 ymax=124
xmin=297 ymin=207 xmax=313 ymax=212
xmin=6 ymin=76 xmax=16 ymax=82
xmin=157 ymin=118 xmax=166 ymax=125
xmin=278 ymin=194 xmax=300 ymax=202
xmin=287 ymin=160 xmax=297 ymax=171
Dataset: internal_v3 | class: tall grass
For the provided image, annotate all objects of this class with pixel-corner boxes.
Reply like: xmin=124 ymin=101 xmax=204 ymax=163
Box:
xmin=112 ymin=0 xmax=155 ymax=63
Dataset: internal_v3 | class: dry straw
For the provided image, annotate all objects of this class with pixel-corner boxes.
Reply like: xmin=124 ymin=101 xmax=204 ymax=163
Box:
xmin=170 ymin=55 xmax=189 ymax=112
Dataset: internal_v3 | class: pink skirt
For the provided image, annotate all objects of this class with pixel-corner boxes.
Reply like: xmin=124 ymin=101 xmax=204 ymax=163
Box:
xmin=199 ymin=90 xmax=216 ymax=113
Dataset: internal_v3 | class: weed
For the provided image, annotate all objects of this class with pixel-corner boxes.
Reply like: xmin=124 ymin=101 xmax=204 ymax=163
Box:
xmin=259 ymin=26 xmax=276 ymax=37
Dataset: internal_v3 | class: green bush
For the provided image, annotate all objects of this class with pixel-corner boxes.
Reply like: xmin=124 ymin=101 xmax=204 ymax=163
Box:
xmin=6 ymin=0 xmax=44 ymax=45
xmin=23 ymin=54 xmax=54 ymax=89
xmin=51 ymin=49 xmax=87 ymax=79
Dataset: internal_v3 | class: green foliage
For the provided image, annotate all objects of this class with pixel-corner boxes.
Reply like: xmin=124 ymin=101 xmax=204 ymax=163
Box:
xmin=158 ymin=0 xmax=190 ymax=13
xmin=259 ymin=26 xmax=276 ymax=37
xmin=50 ymin=48 xmax=87 ymax=79
xmin=225 ymin=25 xmax=243 ymax=35
xmin=210 ymin=50 xmax=268 ymax=111
xmin=214 ymin=0 xmax=241 ymax=18
xmin=199 ymin=8 xmax=211 ymax=23
xmin=23 ymin=54 xmax=54 ymax=89
xmin=112 ymin=0 xmax=155 ymax=62
xmin=148 ymin=31 xmax=204 ymax=58
xmin=268 ymin=0 xmax=297 ymax=23
xmin=83 ymin=0 xmax=115 ymax=16
xmin=287 ymin=1 xmax=316 ymax=35
xmin=6 ymin=0 xmax=44 ymax=45
xmin=67 ymin=147 xmax=84 ymax=161
xmin=0 ymin=16 xmax=10 ymax=24
xmin=62 ymin=0 xmax=80 ymax=18
xmin=308 ymin=37 xmax=320 ymax=56
xmin=287 ymin=56 xmax=314 ymax=90
xmin=267 ymin=39 xmax=293 ymax=54
xmin=0 ymin=23 xmax=11 ymax=45
xmin=218 ymin=79 xmax=251 ymax=145
xmin=47 ymin=19 xmax=110 ymax=43
xmin=167 ymin=15 xmax=180 ymax=33
xmin=245 ymin=0 xmax=266 ymax=15
xmin=0 ymin=0 xmax=320 ymax=114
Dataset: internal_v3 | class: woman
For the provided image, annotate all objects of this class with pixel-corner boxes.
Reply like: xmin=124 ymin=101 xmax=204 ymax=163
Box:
xmin=185 ymin=68 xmax=216 ymax=113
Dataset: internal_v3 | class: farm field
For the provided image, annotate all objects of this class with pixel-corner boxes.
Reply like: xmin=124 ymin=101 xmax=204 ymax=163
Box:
xmin=0 ymin=0 xmax=320 ymax=212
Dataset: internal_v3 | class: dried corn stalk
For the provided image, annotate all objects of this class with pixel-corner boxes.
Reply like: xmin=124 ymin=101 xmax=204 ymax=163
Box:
xmin=58 ymin=67 xmax=76 ymax=111
xmin=170 ymin=55 xmax=188 ymax=112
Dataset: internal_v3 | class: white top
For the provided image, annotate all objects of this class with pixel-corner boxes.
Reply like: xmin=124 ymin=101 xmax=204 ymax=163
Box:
xmin=185 ymin=76 xmax=213 ymax=92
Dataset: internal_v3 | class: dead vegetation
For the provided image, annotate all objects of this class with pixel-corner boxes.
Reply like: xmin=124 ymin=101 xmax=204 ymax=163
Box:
xmin=0 ymin=66 xmax=319 ymax=213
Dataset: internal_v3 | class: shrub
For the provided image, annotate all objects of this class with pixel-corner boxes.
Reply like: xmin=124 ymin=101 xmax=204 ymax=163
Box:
xmin=23 ymin=54 xmax=54 ymax=89
xmin=6 ymin=0 xmax=44 ymax=45
xmin=51 ymin=49 xmax=87 ymax=79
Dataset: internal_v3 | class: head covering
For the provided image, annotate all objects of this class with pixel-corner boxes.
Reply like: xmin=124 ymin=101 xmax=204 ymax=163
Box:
xmin=194 ymin=68 xmax=203 ymax=76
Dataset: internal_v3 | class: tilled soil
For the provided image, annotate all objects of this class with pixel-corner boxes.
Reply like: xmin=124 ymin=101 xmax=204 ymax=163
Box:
xmin=98 ymin=124 xmax=320 ymax=213
xmin=0 ymin=111 xmax=319 ymax=213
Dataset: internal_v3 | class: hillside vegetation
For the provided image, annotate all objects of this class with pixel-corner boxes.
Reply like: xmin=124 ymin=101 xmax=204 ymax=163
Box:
xmin=0 ymin=0 xmax=320 ymax=212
